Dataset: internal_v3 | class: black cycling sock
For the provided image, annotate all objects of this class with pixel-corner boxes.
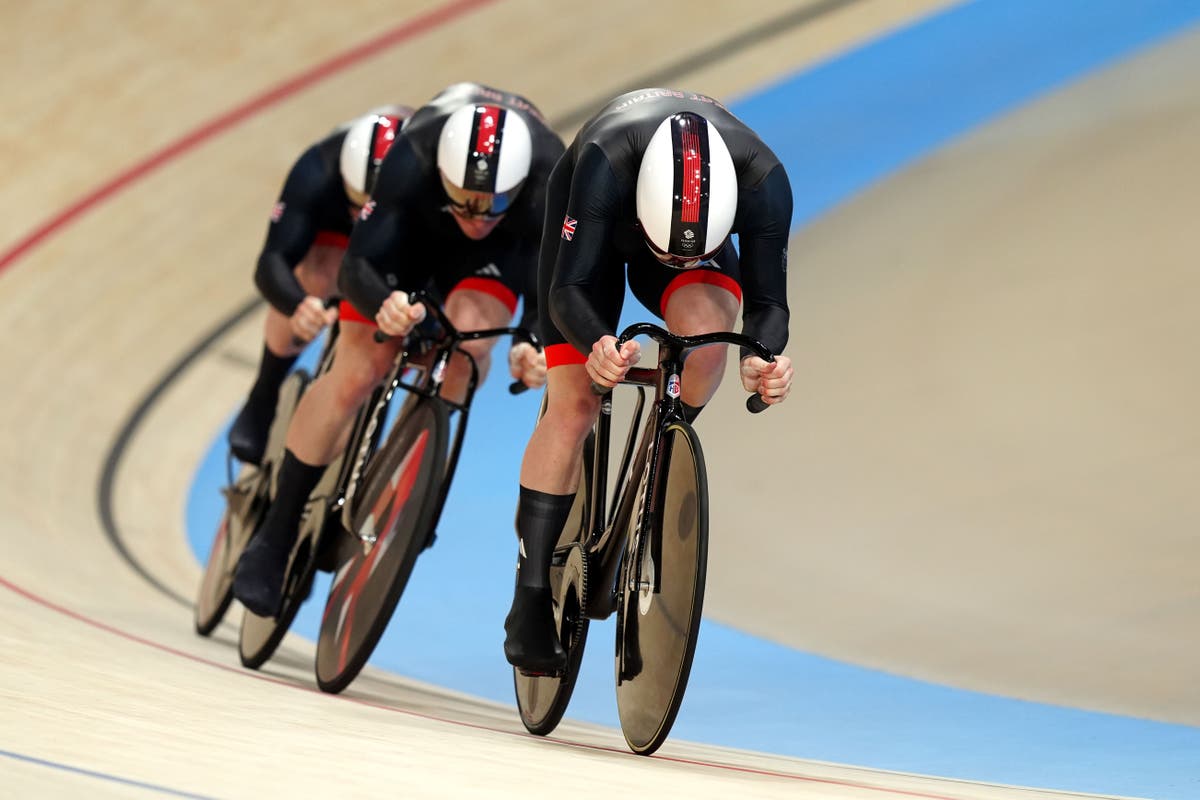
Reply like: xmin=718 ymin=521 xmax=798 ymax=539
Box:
xmin=515 ymin=486 xmax=575 ymax=589
xmin=260 ymin=449 xmax=325 ymax=548
xmin=681 ymin=402 xmax=705 ymax=424
xmin=248 ymin=346 xmax=298 ymax=409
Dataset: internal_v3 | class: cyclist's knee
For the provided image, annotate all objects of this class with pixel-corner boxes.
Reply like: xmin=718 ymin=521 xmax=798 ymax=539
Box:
xmin=664 ymin=283 xmax=738 ymax=334
xmin=682 ymin=342 xmax=727 ymax=378
xmin=544 ymin=379 xmax=601 ymax=440
xmin=456 ymin=336 xmax=495 ymax=366
xmin=328 ymin=335 xmax=392 ymax=409
xmin=295 ymin=246 xmax=342 ymax=298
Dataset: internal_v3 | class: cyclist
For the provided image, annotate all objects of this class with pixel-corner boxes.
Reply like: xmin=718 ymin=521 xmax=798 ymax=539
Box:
xmin=233 ymin=83 xmax=564 ymax=617
xmin=504 ymin=89 xmax=795 ymax=673
xmin=228 ymin=104 xmax=414 ymax=465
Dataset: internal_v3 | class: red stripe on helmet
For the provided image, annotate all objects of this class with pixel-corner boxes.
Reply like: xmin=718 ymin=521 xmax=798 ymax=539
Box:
xmin=371 ymin=115 xmax=399 ymax=162
xmin=680 ymin=127 xmax=702 ymax=224
xmin=473 ymin=105 xmax=501 ymax=156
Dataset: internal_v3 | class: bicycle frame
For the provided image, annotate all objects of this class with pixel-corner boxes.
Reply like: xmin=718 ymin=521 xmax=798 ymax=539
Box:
xmin=579 ymin=323 xmax=772 ymax=619
xmin=338 ymin=289 xmax=536 ymax=543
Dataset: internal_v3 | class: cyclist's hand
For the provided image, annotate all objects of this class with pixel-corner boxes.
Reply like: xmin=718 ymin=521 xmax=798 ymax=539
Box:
xmin=375 ymin=291 xmax=426 ymax=337
xmin=740 ymin=354 xmax=793 ymax=406
xmin=289 ymin=296 xmax=337 ymax=343
xmin=509 ymin=342 xmax=547 ymax=388
xmin=587 ymin=335 xmax=641 ymax=388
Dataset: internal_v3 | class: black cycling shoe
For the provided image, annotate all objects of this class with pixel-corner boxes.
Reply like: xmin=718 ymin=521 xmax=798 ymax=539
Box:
xmin=503 ymin=585 xmax=567 ymax=675
xmin=232 ymin=533 xmax=292 ymax=617
xmin=228 ymin=400 xmax=274 ymax=466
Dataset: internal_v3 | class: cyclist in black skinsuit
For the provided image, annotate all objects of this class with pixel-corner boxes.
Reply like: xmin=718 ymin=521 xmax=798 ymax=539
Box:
xmin=228 ymin=104 xmax=413 ymax=465
xmin=504 ymin=88 xmax=796 ymax=674
xmin=233 ymin=83 xmax=565 ymax=618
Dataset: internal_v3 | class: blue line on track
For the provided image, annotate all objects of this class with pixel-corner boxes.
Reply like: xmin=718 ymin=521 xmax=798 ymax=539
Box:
xmin=0 ymin=748 xmax=215 ymax=799
xmin=187 ymin=2 xmax=1200 ymax=798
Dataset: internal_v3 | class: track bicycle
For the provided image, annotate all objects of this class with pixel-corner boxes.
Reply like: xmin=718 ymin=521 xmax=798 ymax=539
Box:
xmin=233 ymin=289 xmax=536 ymax=690
xmin=194 ymin=319 xmax=339 ymax=636
xmin=512 ymin=322 xmax=772 ymax=755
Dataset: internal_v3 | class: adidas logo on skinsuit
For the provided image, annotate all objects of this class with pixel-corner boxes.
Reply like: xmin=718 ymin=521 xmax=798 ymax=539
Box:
xmin=476 ymin=263 xmax=501 ymax=277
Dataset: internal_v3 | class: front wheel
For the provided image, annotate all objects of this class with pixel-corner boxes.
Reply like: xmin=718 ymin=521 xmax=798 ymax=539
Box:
xmin=615 ymin=421 xmax=708 ymax=755
xmin=194 ymin=509 xmax=236 ymax=636
xmin=197 ymin=369 xmax=310 ymax=636
xmin=237 ymin=505 xmax=324 ymax=670
xmin=194 ymin=465 xmax=268 ymax=636
xmin=314 ymin=398 xmax=449 ymax=694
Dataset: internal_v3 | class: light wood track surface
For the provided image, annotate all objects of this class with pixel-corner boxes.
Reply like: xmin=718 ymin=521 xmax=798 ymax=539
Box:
xmin=0 ymin=0 xmax=1171 ymax=797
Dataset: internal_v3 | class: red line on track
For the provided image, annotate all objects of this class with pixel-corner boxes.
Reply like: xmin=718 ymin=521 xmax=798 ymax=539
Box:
xmin=0 ymin=574 xmax=963 ymax=798
xmin=0 ymin=0 xmax=498 ymax=276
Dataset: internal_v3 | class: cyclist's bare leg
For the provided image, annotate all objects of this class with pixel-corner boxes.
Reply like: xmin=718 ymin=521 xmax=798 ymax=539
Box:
xmin=519 ymin=363 xmax=599 ymax=494
xmin=285 ymin=321 xmax=403 ymax=466
xmin=441 ymin=288 xmax=512 ymax=405
xmin=234 ymin=320 xmax=403 ymax=616
xmin=662 ymin=281 xmax=740 ymax=409
xmin=507 ymin=363 xmax=595 ymax=671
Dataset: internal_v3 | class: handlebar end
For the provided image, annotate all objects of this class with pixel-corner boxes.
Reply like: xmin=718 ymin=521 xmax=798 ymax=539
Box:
xmin=746 ymin=394 xmax=770 ymax=414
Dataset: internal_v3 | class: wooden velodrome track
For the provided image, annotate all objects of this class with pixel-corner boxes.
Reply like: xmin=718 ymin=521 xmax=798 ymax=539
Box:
xmin=2 ymin=1 xmax=1196 ymax=797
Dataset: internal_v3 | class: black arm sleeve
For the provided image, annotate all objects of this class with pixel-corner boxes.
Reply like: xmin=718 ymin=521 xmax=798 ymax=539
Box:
xmin=548 ymin=145 xmax=623 ymax=354
xmin=254 ymin=149 xmax=326 ymax=315
xmin=338 ymin=139 xmax=424 ymax=319
xmin=511 ymin=159 xmax=553 ymax=346
xmin=514 ymin=238 xmax=541 ymax=345
xmin=734 ymin=163 xmax=792 ymax=356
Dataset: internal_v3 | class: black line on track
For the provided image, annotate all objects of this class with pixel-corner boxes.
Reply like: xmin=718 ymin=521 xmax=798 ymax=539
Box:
xmin=96 ymin=0 xmax=868 ymax=602
xmin=549 ymin=0 xmax=864 ymax=130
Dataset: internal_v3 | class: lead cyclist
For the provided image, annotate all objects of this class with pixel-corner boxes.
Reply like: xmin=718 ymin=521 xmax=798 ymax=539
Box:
xmin=504 ymin=88 xmax=795 ymax=675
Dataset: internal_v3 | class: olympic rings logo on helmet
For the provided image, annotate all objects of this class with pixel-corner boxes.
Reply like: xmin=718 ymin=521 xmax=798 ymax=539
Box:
xmin=636 ymin=112 xmax=737 ymax=269
xmin=437 ymin=103 xmax=533 ymax=221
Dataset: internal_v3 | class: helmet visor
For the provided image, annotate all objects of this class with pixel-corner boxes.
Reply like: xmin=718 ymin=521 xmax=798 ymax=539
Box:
xmin=440 ymin=172 xmax=522 ymax=220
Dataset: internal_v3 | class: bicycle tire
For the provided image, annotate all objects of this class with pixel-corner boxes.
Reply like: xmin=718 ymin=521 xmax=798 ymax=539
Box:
xmin=237 ymin=507 xmax=324 ymax=670
xmin=512 ymin=532 xmax=590 ymax=735
xmin=196 ymin=369 xmax=310 ymax=635
xmin=512 ymin=430 xmax=595 ymax=736
xmin=615 ymin=420 xmax=708 ymax=755
xmin=194 ymin=508 xmax=236 ymax=636
xmin=314 ymin=397 xmax=449 ymax=694
xmin=194 ymin=464 xmax=267 ymax=636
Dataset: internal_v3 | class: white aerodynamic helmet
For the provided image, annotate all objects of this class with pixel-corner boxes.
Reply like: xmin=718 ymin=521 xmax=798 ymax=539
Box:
xmin=437 ymin=103 xmax=532 ymax=218
xmin=636 ymin=112 xmax=737 ymax=269
xmin=339 ymin=105 xmax=412 ymax=206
